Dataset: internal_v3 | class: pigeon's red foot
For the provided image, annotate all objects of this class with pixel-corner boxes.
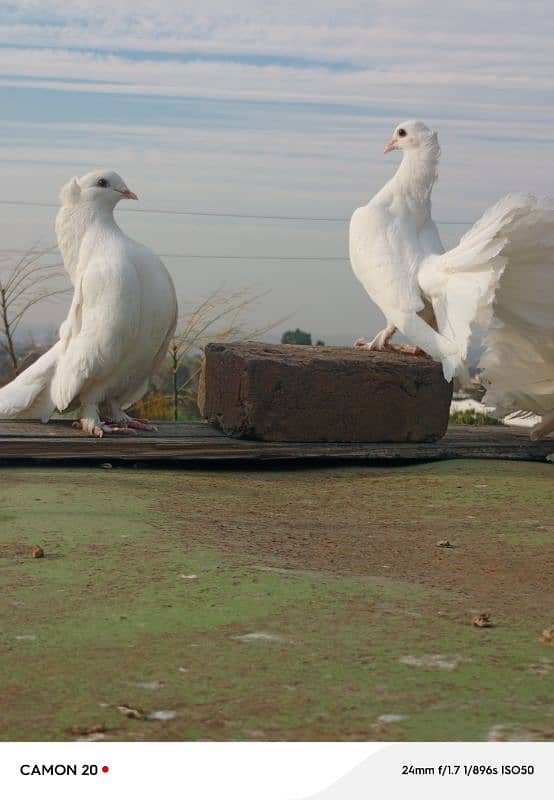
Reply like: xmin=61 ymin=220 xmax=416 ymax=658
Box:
xmin=73 ymin=419 xmax=137 ymax=438
xmin=119 ymin=418 xmax=158 ymax=432
xmin=100 ymin=422 xmax=139 ymax=436
xmin=102 ymin=417 xmax=158 ymax=433
xmin=394 ymin=344 xmax=432 ymax=358
xmin=360 ymin=339 xmax=394 ymax=353
xmin=356 ymin=338 xmax=398 ymax=352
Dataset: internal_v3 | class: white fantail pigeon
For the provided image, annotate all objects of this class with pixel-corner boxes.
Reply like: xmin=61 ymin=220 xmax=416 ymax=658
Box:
xmin=0 ymin=170 xmax=178 ymax=436
xmin=349 ymin=121 xmax=554 ymax=440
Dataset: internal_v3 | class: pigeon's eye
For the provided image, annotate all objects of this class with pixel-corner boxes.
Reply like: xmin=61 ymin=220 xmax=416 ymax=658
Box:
xmin=96 ymin=178 xmax=109 ymax=188
xmin=397 ymin=128 xmax=407 ymax=138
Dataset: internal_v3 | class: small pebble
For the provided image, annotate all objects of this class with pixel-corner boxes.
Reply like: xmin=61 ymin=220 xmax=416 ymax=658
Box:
xmin=117 ymin=704 xmax=147 ymax=720
xmin=148 ymin=710 xmax=177 ymax=721
xmin=68 ymin=723 xmax=107 ymax=736
xmin=101 ymin=462 xmax=113 ymax=470
xmin=436 ymin=540 xmax=453 ymax=548
xmin=541 ymin=627 xmax=554 ymax=645
xmin=473 ymin=613 xmax=494 ymax=628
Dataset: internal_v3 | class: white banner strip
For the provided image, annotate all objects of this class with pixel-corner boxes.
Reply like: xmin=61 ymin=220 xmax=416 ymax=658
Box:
xmin=0 ymin=742 xmax=551 ymax=799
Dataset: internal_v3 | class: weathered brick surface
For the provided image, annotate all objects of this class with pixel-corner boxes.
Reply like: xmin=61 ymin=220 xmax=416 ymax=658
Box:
xmin=198 ymin=342 xmax=452 ymax=442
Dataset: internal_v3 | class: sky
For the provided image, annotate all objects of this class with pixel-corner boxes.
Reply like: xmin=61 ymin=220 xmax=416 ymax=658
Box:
xmin=0 ymin=0 xmax=553 ymax=344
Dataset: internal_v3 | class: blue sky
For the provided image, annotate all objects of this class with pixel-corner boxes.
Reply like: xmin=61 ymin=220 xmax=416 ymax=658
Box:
xmin=0 ymin=0 xmax=553 ymax=342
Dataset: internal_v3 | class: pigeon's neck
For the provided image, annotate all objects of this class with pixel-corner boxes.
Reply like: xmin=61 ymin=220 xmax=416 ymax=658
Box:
xmin=393 ymin=145 xmax=440 ymax=206
xmin=56 ymin=202 xmax=120 ymax=281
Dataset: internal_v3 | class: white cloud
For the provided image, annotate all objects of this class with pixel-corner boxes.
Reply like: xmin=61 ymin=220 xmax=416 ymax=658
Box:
xmin=1 ymin=2 xmax=553 ymax=138
xmin=1 ymin=1 xmax=553 ymax=97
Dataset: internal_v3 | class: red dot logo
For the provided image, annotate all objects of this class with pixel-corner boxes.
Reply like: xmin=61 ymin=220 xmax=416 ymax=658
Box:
xmin=102 ymin=766 xmax=109 ymax=774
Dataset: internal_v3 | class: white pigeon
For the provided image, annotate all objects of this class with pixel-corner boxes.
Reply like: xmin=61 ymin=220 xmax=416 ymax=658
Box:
xmin=0 ymin=170 xmax=178 ymax=436
xmin=349 ymin=120 xmax=554 ymax=440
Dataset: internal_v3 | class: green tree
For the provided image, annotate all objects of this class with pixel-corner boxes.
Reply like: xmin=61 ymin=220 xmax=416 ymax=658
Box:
xmin=281 ymin=328 xmax=313 ymax=345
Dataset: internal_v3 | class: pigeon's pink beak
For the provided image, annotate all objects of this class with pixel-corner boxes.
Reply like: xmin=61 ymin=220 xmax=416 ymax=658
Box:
xmin=120 ymin=189 xmax=138 ymax=200
xmin=384 ymin=139 xmax=397 ymax=154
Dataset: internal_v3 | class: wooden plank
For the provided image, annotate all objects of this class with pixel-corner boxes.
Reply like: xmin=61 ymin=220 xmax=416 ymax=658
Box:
xmin=0 ymin=420 xmax=226 ymax=439
xmin=0 ymin=420 xmax=552 ymax=463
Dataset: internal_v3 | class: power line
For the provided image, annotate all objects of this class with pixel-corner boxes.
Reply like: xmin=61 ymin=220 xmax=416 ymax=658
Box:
xmin=0 ymin=248 xmax=348 ymax=261
xmin=0 ymin=197 xmax=473 ymax=262
xmin=0 ymin=199 xmax=473 ymax=225
xmin=160 ymin=254 xmax=348 ymax=261
xmin=0 ymin=199 xmax=345 ymax=222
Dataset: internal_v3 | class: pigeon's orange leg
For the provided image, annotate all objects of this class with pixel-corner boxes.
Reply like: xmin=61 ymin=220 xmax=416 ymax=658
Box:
xmin=106 ymin=417 xmax=158 ymax=432
xmin=355 ymin=324 xmax=397 ymax=351
xmin=355 ymin=330 xmax=432 ymax=359
xmin=72 ymin=419 xmax=137 ymax=438
xmin=101 ymin=401 xmax=158 ymax=432
xmin=394 ymin=344 xmax=433 ymax=359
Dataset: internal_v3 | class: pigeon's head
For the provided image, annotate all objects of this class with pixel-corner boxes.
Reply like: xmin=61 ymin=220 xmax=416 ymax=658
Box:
xmin=60 ymin=170 xmax=138 ymax=207
xmin=384 ymin=120 xmax=439 ymax=156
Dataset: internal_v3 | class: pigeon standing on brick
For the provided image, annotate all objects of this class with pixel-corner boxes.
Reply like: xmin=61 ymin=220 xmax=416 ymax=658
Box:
xmin=349 ymin=120 xmax=554 ymax=439
xmin=0 ymin=170 xmax=178 ymax=436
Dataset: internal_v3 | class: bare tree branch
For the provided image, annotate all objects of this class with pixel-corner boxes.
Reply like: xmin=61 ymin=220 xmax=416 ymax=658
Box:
xmin=167 ymin=285 xmax=289 ymax=420
xmin=0 ymin=244 xmax=69 ymax=376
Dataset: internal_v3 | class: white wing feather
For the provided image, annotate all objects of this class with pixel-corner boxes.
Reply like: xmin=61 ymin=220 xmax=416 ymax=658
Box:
xmin=478 ymin=197 xmax=554 ymax=425
xmin=0 ymin=343 xmax=60 ymax=420
xmin=349 ymin=204 xmax=424 ymax=314
xmin=418 ymin=194 xmax=550 ymax=382
xmin=50 ymin=244 xmax=140 ymax=411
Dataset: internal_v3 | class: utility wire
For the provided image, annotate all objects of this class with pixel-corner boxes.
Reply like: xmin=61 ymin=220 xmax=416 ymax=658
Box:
xmin=0 ymin=248 xmax=348 ymax=261
xmin=0 ymin=199 xmax=473 ymax=225
xmin=0 ymin=197 xmax=473 ymax=261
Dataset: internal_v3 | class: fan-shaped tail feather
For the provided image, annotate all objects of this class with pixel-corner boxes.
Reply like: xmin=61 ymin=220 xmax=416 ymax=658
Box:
xmin=0 ymin=342 xmax=61 ymax=421
xmin=477 ymin=197 xmax=554 ymax=436
xmin=420 ymin=195 xmax=554 ymax=401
